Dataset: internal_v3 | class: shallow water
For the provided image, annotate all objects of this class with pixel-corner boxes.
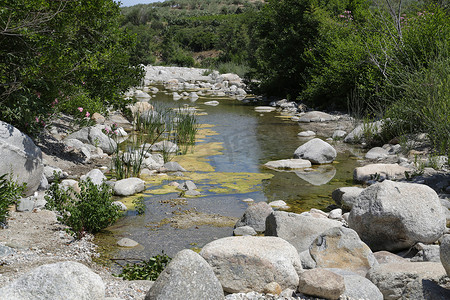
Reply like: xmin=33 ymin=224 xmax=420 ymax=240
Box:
xmin=96 ymin=89 xmax=362 ymax=266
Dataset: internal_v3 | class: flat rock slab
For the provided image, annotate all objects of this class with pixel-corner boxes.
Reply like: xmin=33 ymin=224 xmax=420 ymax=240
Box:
xmin=200 ymin=236 xmax=302 ymax=293
xmin=298 ymin=111 xmax=335 ymax=122
xmin=298 ymin=268 xmax=345 ymax=300
xmin=353 ymin=163 xmax=409 ymax=182
xmin=254 ymin=106 xmax=276 ymax=112
xmin=117 ymin=238 xmax=139 ymax=247
xmin=327 ymin=268 xmax=383 ymax=300
xmin=264 ymin=159 xmax=311 ymax=170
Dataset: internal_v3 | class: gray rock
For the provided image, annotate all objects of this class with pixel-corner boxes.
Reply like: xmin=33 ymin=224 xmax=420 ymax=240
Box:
xmin=366 ymin=262 xmax=450 ymax=300
xmin=297 ymin=130 xmax=316 ymax=137
xmin=354 ymin=163 xmax=410 ymax=182
xmin=294 ymin=165 xmax=336 ymax=185
xmin=298 ymin=111 xmax=335 ymax=122
xmin=0 ymin=121 xmax=44 ymax=196
xmin=268 ymin=200 xmax=289 ymax=210
xmin=88 ymin=126 xmax=117 ymax=154
xmin=411 ymin=243 xmax=441 ymax=262
xmin=264 ymin=159 xmax=311 ymax=170
xmin=374 ymin=251 xmax=408 ymax=264
xmin=309 ymin=227 xmax=378 ymax=276
xmin=112 ymin=201 xmax=127 ymax=211
xmin=184 ymin=190 xmax=200 ymax=196
xmin=16 ymin=196 xmax=35 ymax=212
xmin=80 ymin=169 xmax=106 ymax=186
xmin=298 ymin=250 xmax=316 ymax=269
xmin=163 ymin=161 xmax=186 ymax=172
xmin=233 ymin=226 xmax=257 ymax=236
xmin=0 ymin=244 xmax=15 ymax=258
xmin=332 ymin=130 xmax=347 ymax=139
xmin=204 ymin=101 xmax=219 ymax=106
xmin=328 ymin=208 xmax=342 ymax=219
xmin=38 ymin=173 xmax=49 ymax=190
xmin=348 ymin=180 xmax=446 ymax=252
xmin=181 ymin=180 xmax=196 ymax=191
xmin=344 ymin=120 xmax=383 ymax=144
xmin=117 ymin=238 xmax=139 ymax=247
xmin=365 ymin=147 xmax=389 ymax=160
xmin=254 ymin=106 xmax=276 ymax=112
xmin=114 ymin=178 xmax=145 ymax=196
xmin=43 ymin=166 xmax=66 ymax=182
xmin=0 ymin=261 xmax=105 ymax=300
xmin=327 ymin=268 xmax=383 ymax=300
xmin=265 ymin=211 xmax=342 ymax=253
xmin=297 ymin=268 xmax=345 ymax=300
xmin=200 ymin=236 xmax=302 ymax=293
xmin=146 ymin=249 xmax=224 ymax=300
xmin=440 ymin=234 xmax=450 ymax=276
xmin=294 ymin=138 xmax=337 ymax=164
xmin=331 ymin=186 xmax=364 ymax=211
xmin=151 ymin=141 xmax=178 ymax=153
xmin=235 ymin=202 xmax=273 ymax=233
xmin=66 ymin=127 xmax=90 ymax=144
xmin=142 ymin=156 xmax=162 ymax=170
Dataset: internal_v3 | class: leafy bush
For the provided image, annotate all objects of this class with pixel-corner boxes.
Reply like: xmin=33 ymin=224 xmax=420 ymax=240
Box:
xmin=0 ymin=174 xmax=26 ymax=226
xmin=45 ymin=177 xmax=121 ymax=238
xmin=118 ymin=253 xmax=172 ymax=280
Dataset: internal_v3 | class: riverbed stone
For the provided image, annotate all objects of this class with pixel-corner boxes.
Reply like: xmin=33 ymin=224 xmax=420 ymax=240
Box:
xmin=180 ymin=180 xmax=196 ymax=191
xmin=348 ymin=180 xmax=446 ymax=252
xmin=233 ymin=226 xmax=257 ymax=236
xmin=150 ymin=141 xmax=178 ymax=153
xmin=293 ymin=138 xmax=337 ymax=164
xmin=374 ymin=251 xmax=408 ymax=264
xmin=440 ymin=234 xmax=450 ymax=276
xmin=298 ymin=130 xmax=316 ymax=137
xmin=0 ymin=261 xmax=105 ymax=300
xmin=80 ymin=169 xmax=106 ymax=186
xmin=309 ymin=227 xmax=378 ymax=276
xmin=146 ymin=249 xmax=224 ymax=300
xmin=200 ymin=236 xmax=302 ymax=293
xmin=88 ymin=126 xmax=117 ymax=154
xmin=265 ymin=211 xmax=342 ymax=253
xmin=365 ymin=147 xmax=389 ymax=160
xmin=268 ymin=200 xmax=289 ymax=210
xmin=327 ymin=268 xmax=383 ymax=300
xmin=331 ymin=186 xmax=364 ymax=211
xmin=117 ymin=238 xmax=139 ymax=247
xmin=354 ymin=163 xmax=410 ymax=182
xmin=297 ymin=268 xmax=345 ymax=299
xmin=298 ymin=111 xmax=335 ymax=123
xmin=0 ymin=121 xmax=44 ymax=196
xmin=366 ymin=262 xmax=450 ymax=300
xmin=235 ymin=202 xmax=273 ymax=233
xmin=163 ymin=161 xmax=186 ymax=172
xmin=114 ymin=178 xmax=145 ymax=196
xmin=254 ymin=106 xmax=276 ymax=112
xmin=43 ymin=166 xmax=67 ymax=183
xmin=264 ymin=159 xmax=311 ymax=170
xmin=332 ymin=130 xmax=347 ymax=139
xmin=204 ymin=100 xmax=219 ymax=106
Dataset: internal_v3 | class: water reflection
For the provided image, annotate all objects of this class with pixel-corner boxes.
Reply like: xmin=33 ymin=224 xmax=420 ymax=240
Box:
xmin=295 ymin=165 xmax=336 ymax=186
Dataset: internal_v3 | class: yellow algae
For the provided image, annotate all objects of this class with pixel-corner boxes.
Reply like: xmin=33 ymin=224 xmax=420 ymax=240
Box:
xmin=113 ymin=194 xmax=145 ymax=210
xmin=173 ymin=142 xmax=223 ymax=172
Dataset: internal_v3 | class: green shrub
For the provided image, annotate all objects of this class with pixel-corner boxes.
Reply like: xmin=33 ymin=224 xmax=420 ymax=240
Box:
xmin=0 ymin=174 xmax=26 ymax=226
xmin=117 ymin=253 xmax=172 ymax=280
xmin=45 ymin=177 xmax=121 ymax=238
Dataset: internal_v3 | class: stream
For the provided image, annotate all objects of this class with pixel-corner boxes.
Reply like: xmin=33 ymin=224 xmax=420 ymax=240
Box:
xmin=96 ymin=88 xmax=363 ymax=267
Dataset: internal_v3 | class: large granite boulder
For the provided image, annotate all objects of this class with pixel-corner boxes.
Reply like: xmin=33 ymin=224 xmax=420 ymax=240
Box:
xmin=265 ymin=211 xmax=342 ymax=253
xmin=235 ymin=202 xmax=273 ymax=233
xmin=66 ymin=126 xmax=116 ymax=154
xmin=145 ymin=249 xmax=224 ymax=300
xmin=309 ymin=227 xmax=378 ymax=276
xmin=200 ymin=236 xmax=302 ymax=293
xmin=0 ymin=261 xmax=105 ymax=299
xmin=366 ymin=262 xmax=450 ymax=300
xmin=297 ymin=269 xmax=345 ymax=300
xmin=348 ymin=180 xmax=446 ymax=252
xmin=440 ymin=234 xmax=450 ymax=276
xmin=327 ymin=268 xmax=383 ymax=300
xmin=0 ymin=121 xmax=44 ymax=196
xmin=80 ymin=169 xmax=106 ymax=186
xmin=293 ymin=138 xmax=337 ymax=164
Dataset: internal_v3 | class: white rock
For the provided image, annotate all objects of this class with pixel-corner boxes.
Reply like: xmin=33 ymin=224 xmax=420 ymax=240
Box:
xmin=294 ymin=138 xmax=337 ymax=164
xmin=114 ymin=178 xmax=145 ymax=196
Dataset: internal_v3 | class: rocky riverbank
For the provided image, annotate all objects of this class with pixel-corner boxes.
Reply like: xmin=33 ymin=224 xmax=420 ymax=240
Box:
xmin=1 ymin=65 xmax=449 ymax=299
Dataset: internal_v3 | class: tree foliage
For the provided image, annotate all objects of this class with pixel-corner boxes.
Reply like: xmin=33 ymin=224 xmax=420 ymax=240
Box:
xmin=0 ymin=0 xmax=143 ymax=135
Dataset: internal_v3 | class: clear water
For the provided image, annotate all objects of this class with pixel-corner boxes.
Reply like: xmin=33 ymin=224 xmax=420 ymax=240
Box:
xmin=95 ymin=89 xmax=361 ymax=265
